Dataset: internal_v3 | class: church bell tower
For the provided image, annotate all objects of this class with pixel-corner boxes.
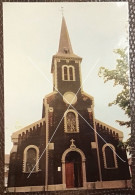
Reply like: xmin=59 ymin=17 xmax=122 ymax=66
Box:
xmin=51 ymin=17 xmax=82 ymax=97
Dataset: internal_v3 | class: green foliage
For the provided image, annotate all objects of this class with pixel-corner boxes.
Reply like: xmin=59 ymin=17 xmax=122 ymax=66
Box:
xmin=117 ymin=136 xmax=131 ymax=154
xmin=98 ymin=48 xmax=130 ymax=127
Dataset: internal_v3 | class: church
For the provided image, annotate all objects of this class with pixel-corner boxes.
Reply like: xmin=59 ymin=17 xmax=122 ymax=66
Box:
xmin=7 ymin=17 xmax=131 ymax=193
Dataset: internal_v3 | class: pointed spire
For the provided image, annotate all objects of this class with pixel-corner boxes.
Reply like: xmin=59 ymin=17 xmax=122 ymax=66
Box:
xmin=58 ymin=17 xmax=73 ymax=55
xmin=51 ymin=16 xmax=82 ymax=73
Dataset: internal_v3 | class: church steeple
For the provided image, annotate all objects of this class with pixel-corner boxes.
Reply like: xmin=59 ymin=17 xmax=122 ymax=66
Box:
xmin=54 ymin=17 xmax=81 ymax=59
xmin=58 ymin=17 xmax=73 ymax=55
xmin=51 ymin=16 xmax=82 ymax=94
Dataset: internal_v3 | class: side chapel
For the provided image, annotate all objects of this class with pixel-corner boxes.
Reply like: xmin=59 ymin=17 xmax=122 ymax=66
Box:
xmin=7 ymin=17 xmax=131 ymax=192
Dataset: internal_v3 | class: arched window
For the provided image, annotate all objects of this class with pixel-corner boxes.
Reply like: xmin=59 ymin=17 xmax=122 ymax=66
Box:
xmin=102 ymin=143 xmax=118 ymax=169
xmin=64 ymin=67 xmax=68 ymax=80
xmin=26 ymin=148 xmax=36 ymax=172
xmin=23 ymin=145 xmax=39 ymax=173
xmin=62 ymin=65 xmax=75 ymax=81
xmin=64 ymin=109 xmax=79 ymax=133
xmin=66 ymin=112 xmax=76 ymax=132
xmin=69 ymin=67 xmax=73 ymax=80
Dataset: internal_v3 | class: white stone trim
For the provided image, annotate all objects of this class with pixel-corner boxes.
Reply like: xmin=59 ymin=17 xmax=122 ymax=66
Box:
xmin=94 ymin=180 xmax=131 ymax=189
xmin=64 ymin=109 xmax=79 ymax=133
xmin=7 ymin=186 xmax=45 ymax=192
xmin=61 ymin=147 xmax=86 ymax=163
xmin=54 ymin=58 xmax=58 ymax=90
xmin=62 ymin=65 xmax=75 ymax=81
xmin=102 ymin=143 xmax=118 ymax=169
xmin=43 ymin=91 xmax=57 ymax=189
xmin=48 ymin=143 xmax=54 ymax=150
xmin=90 ymin=105 xmax=102 ymax=181
xmin=62 ymin=65 xmax=67 ymax=81
xmin=87 ymin=108 xmax=92 ymax=113
xmin=91 ymin=142 xmax=97 ymax=149
xmin=47 ymin=184 xmax=66 ymax=191
xmin=69 ymin=65 xmax=75 ymax=81
xmin=63 ymin=92 xmax=77 ymax=105
xmin=79 ymin=61 xmax=83 ymax=91
xmin=53 ymin=55 xmax=82 ymax=62
xmin=95 ymin=119 xmax=123 ymax=140
xmin=49 ymin=107 xmax=54 ymax=112
xmin=44 ymin=91 xmax=57 ymax=99
xmin=23 ymin=145 xmax=39 ymax=173
xmin=81 ymin=91 xmax=94 ymax=103
xmin=45 ymin=101 xmax=49 ymax=188
xmin=61 ymin=146 xmax=86 ymax=188
xmin=11 ymin=118 xmax=45 ymax=143
xmin=7 ymin=180 xmax=131 ymax=192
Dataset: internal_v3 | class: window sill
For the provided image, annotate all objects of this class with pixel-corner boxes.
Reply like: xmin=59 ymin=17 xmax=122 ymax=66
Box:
xmin=104 ymin=167 xmax=118 ymax=169
xmin=23 ymin=170 xmax=41 ymax=173
xmin=64 ymin=131 xmax=79 ymax=133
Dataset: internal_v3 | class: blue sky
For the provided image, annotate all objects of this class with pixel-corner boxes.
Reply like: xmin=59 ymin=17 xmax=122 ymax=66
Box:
xmin=3 ymin=2 xmax=129 ymax=154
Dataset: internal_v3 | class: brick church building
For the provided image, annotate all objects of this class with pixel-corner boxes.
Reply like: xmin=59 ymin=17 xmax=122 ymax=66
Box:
xmin=7 ymin=17 xmax=131 ymax=193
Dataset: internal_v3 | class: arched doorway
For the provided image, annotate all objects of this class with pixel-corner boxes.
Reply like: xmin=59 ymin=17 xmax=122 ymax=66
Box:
xmin=65 ymin=151 xmax=83 ymax=188
xmin=61 ymin=143 xmax=86 ymax=189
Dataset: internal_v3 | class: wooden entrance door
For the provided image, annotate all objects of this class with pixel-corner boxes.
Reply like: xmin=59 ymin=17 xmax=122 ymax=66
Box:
xmin=65 ymin=151 xmax=83 ymax=188
xmin=74 ymin=162 xmax=83 ymax=187
xmin=65 ymin=162 xmax=74 ymax=188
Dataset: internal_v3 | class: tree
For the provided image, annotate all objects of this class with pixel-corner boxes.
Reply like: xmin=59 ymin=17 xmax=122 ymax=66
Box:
xmin=98 ymin=48 xmax=130 ymax=149
xmin=98 ymin=48 xmax=130 ymax=127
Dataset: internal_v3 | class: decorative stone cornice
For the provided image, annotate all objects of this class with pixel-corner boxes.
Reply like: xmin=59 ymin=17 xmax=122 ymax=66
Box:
xmin=11 ymin=118 xmax=45 ymax=143
xmin=95 ymin=119 xmax=123 ymax=140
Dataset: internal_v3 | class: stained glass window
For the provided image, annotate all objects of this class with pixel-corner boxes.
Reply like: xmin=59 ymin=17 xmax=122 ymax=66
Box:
xmin=66 ymin=112 xmax=76 ymax=132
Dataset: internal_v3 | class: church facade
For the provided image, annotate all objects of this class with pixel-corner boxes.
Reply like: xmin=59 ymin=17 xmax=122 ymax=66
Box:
xmin=7 ymin=17 xmax=131 ymax=193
